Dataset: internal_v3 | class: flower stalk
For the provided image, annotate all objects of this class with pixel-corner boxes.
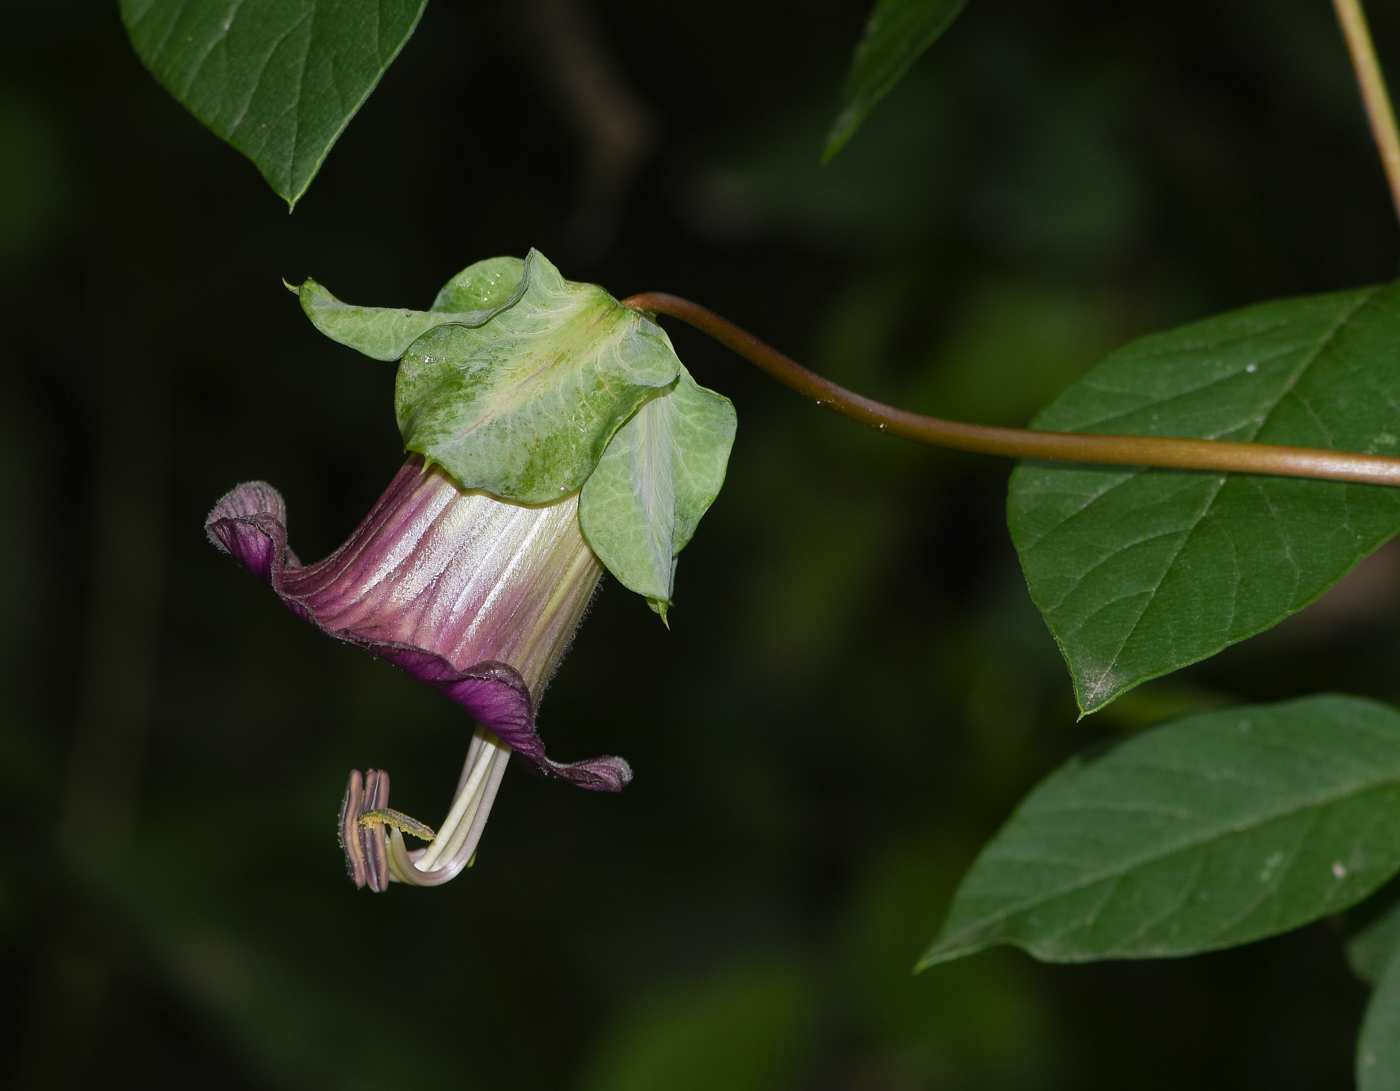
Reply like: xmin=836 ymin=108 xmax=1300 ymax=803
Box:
xmin=621 ymin=292 xmax=1400 ymax=488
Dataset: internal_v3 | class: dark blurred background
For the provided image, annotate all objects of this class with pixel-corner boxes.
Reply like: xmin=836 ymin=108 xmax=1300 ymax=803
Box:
xmin=3 ymin=0 xmax=1400 ymax=1087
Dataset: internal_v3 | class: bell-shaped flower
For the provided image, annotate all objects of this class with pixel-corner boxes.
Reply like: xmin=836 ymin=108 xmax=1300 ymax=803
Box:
xmin=206 ymin=455 xmax=630 ymax=890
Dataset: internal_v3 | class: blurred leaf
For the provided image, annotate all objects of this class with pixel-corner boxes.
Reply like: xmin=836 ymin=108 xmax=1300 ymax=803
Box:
xmin=910 ymin=280 xmax=1124 ymax=427
xmin=1008 ymin=283 xmax=1400 ymax=715
xmin=395 ymin=249 xmax=679 ymax=503
xmin=844 ymin=838 xmax=1055 ymax=1085
xmin=0 ymin=89 xmax=71 ymax=269
xmin=295 ymin=256 xmax=526 ymax=361
xmin=582 ymin=963 xmax=815 ymax=1091
xmin=743 ymin=480 xmax=904 ymax=668
xmin=1359 ymin=944 xmax=1400 ymax=1090
xmin=825 ymin=0 xmax=970 ymax=160
xmin=1350 ymin=893 xmax=1400 ymax=984
xmin=921 ymin=696 xmax=1400 ymax=968
xmin=698 ymin=58 xmax=1143 ymax=263
xmin=688 ymin=68 xmax=955 ymax=254
xmin=119 ymin=0 xmax=428 ymax=207
xmin=580 ymin=367 xmax=736 ymax=615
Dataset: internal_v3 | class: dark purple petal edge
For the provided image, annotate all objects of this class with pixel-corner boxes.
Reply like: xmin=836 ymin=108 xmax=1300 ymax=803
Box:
xmin=206 ymin=482 xmax=632 ymax=792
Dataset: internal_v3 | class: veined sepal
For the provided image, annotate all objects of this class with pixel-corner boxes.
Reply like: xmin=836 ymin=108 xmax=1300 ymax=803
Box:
xmin=290 ymin=254 xmax=528 ymax=361
xmin=579 ymin=366 xmax=736 ymax=618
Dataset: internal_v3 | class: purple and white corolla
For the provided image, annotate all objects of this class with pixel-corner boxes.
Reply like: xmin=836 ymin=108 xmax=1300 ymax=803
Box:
xmin=206 ymin=455 xmax=630 ymax=891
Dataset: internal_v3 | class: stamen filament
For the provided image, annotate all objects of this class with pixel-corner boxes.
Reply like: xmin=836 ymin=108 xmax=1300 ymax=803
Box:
xmin=340 ymin=727 xmax=517 ymax=889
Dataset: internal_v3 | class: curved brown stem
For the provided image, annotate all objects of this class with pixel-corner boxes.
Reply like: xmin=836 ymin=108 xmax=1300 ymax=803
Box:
xmin=622 ymin=292 xmax=1400 ymax=487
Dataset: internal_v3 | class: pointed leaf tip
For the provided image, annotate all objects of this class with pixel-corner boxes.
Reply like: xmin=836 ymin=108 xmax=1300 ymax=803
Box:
xmin=120 ymin=0 xmax=430 ymax=205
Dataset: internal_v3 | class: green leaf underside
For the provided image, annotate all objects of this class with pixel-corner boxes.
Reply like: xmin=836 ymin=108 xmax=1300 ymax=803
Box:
xmin=920 ymin=696 xmax=1400 ymax=969
xmin=1360 ymin=943 xmax=1400 ymax=1090
xmin=120 ymin=0 xmax=427 ymax=207
xmin=396 ymin=250 xmax=681 ymax=504
xmin=579 ymin=367 xmax=737 ymax=610
xmin=296 ymin=257 xmax=528 ymax=361
xmin=824 ymin=0 xmax=970 ymax=160
xmin=1008 ymin=282 xmax=1400 ymax=716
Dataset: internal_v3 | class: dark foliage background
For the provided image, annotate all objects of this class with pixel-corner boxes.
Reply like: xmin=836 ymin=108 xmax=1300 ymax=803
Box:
xmin=2 ymin=0 xmax=1399 ymax=1087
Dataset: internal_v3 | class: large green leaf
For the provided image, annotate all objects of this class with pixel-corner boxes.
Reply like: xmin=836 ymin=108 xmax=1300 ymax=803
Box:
xmin=1008 ymin=283 xmax=1400 ymax=716
xmin=294 ymin=256 xmax=527 ymax=361
xmin=396 ymin=250 xmax=680 ymax=504
xmin=120 ymin=0 xmax=428 ymax=207
xmin=1360 ymin=945 xmax=1400 ymax=1091
xmin=920 ymin=696 xmax=1400 ymax=968
xmin=824 ymin=0 xmax=970 ymax=160
xmin=579 ymin=367 xmax=737 ymax=618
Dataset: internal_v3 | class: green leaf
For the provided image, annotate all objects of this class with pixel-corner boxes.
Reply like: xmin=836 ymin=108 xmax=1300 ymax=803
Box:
xmin=579 ymin=367 xmax=737 ymax=616
xmin=120 ymin=0 xmax=428 ymax=207
xmin=294 ymin=256 xmax=527 ymax=361
xmin=1008 ymin=283 xmax=1400 ymax=716
xmin=824 ymin=0 xmax=970 ymax=160
xmin=396 ymin=250 xmax=680 ymax=504
xmin=920 ymin=696 xmax=1400 ymax=968
xmin=1360 ymin=945 xmax=1400 ymax=1090
xmin=1348 ymin=891 xmax=1400 ymax=984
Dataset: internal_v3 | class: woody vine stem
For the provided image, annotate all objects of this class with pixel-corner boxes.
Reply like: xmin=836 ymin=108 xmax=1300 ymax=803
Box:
xmin=625 ymin=0 xmax=1400 ymax=489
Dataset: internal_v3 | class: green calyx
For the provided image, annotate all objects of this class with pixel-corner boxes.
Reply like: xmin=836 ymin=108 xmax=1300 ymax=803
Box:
xmin=291 ymin=250 xmax=737 ymax=620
